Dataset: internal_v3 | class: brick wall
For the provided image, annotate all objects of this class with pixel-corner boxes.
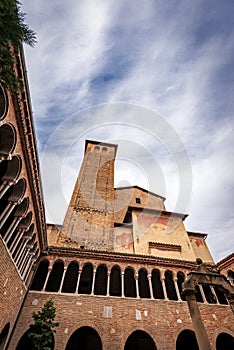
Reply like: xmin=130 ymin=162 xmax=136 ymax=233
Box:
xmin=10 ymin=290 xmax=234 ymax=350
xmin=0 ymin=238 xmax=27 ymax=347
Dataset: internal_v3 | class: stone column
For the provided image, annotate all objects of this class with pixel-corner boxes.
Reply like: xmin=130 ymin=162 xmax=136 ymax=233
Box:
xmin=42 ymin=266 xmax=52 ymax=291
xmin=0 ymin=202 xmax=16 ymax=228
xmin=59 ymin=267 xmax=67 ymax=293
xmin=107 ymin=271 xmax=110 ymax=296
xmin=4 ymin=217 xmax=22 ymax=244
xmin=161 ymin=277 xmax=168 ymax=300
xmin=135 ymin=273 xmax=140 ymax=298
xmin=210 ymin=286 xmax=218 ymax=304
xmin=184 ymin=289 xmax=211 ymax=350
xmin=174 ymin=277 xmax=182 ymax=301
xmin=76 ymin=269 xmax=82 ymax=293
xmin=148 ymin=274 xmax=154 ymax=299
xmin=198 ymin=285 xmax=208 ymax=303
xmin=121 ymin=271 xmax=125 ymax=297
xmin=91 ymin=269 xmax=96 ymax=295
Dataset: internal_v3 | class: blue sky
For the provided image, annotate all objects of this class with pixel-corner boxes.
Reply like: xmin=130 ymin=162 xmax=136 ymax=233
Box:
xmin=21 ymin=0 xmax=234 ymax=262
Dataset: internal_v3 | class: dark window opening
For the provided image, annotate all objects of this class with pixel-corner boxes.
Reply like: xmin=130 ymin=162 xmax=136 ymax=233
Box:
xmin=124 ymin=267 xmax=136 ymax=298
xmin=152 ymin=269 xmax=164 ymax=299
xmin=138 ymin=268 xmax=150 ymax=298
xmin=177 ymin=272 xmax=186 ymax=301
xmin=45 ymin=260 xmax=64 ymax=292
xmin=165 ymin=270 xmax=177 ymax=300
xmin=216 ymin=332 xmax=234 ymax=350
xmin=136 ymin=198 xmax=141 ymax=204
xmin=110 ymin=265 xmax=121 ymax=296
xmin=30 ymin=259 xmax=49 ymax=291
xmin=78 ymin=263 xmax=93 ymax=294
xmin=94 ymin=264 xmax=107 ymax=296
xmin=62 ymin=261 xmax=79 ymax=293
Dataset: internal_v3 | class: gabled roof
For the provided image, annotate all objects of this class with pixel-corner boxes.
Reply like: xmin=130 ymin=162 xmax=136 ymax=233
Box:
xmin=114 ymin=185 xmax=166 ymax=200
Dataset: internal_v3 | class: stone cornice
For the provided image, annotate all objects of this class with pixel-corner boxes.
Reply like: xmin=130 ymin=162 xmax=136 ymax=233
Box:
xmin=46 ymin=245 xmax=213 ymax=269
xmin=12 ymin=48 xmax=47 ymax=250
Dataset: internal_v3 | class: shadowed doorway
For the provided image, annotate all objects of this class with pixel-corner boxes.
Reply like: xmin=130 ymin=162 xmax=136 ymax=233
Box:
xmin=65 ymin=326 xmax=102 ymax=350
xmin=124 ymin=330 xmax=157 ymax=350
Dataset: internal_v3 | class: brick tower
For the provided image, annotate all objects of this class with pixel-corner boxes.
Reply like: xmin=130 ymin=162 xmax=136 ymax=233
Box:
xmin=61 ymin=140 xmax=118 ymax=250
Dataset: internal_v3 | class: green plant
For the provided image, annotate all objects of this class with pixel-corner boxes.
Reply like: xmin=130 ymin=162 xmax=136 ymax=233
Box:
xmin=28 ymin=299 xmax=59 ymax=350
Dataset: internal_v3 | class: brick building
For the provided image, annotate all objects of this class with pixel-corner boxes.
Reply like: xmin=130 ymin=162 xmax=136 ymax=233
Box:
xmin=0 ymin=47 xmax=234 ymax=350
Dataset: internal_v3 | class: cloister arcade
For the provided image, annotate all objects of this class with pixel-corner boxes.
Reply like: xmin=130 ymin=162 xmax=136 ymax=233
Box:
xmin=0 ymin=90 xmax=38 ymax=284
xmin=30 ymin=258 xmax=229 ymax=304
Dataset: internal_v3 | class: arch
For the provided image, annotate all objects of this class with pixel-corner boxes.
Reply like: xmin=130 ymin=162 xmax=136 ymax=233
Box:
xmin=15 ymin=329 xmax=54 ymax=350
xmin=176 ymin=329 xmax=199 ymax=350
xmin=214 ymin=286 xmax=228 ymax=304
xmin=124 ymin=330 xmax=157 ymax=350
xmin=14 ymin=197 xmax=29 ymax=217
xmin=1 ymin=156 xmax=22 ymax=183
xmin=78 ymin=263 xmax=93 ymax=294
xmin=8 ymin=178 xmax=27 ymax=203
xmin=138 ymin=268 xmax=150 ymax=298
xmin=0 ymin=123 xmax=17 ymax=156
xmin=177 ymin=271 xmax=186 ymax=301
xmin=45 ymin=260 xmax=64 ymax=292
xmin=18 ymin=211 xmax=32 ymax=230
xmin=165 ymin=270 xmax=177 ymax=300
xmin=202 ymin=285 xmax=217 ymax=304
xmin=152 ymin=269 xmax=164 ymax=299
xmin=227 ymin=270 xmax=234 ymax=285
xmin=94 ymin=264 xmax=107 ymax=296
xmin=124 ymin=267 xmax=136 ymax=298
xmin=216 ymin=332 xmax=234 ymax=350
xmin=65 ymin=326 xmax=102 ymax=350
xmin=30 ymin=259 xmax=49 ymax=291
xmin=0 ymin=84 xmax=8 ymax=121
xmin=0 ymin=323 xmax=10 ymax=350
xmin=110 ymin=265 xmax=121 ymax=296
xmin=62 ymin=261 xmax=79 ymax=293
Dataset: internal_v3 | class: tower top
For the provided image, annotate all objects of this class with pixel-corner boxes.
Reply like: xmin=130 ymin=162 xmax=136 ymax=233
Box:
xmin=85 ymin=139 xmax=118 ymax=157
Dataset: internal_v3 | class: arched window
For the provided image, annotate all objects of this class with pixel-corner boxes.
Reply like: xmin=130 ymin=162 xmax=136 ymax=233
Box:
xmin=124 ymin=330 xmax=157 ymax=350
xmin=195 ymin=285 xmax=203 ymax=302
xmin=202 ymin=285 xmax=217 ymax=304
xmin=176 ymin=330 xmax=199 ymax=350
xmin=177 ymin=272 xmax=186 ymax=301
xmin=152 ymin=269 xmax=164 ymax=299
xmin=65 ymin=326 xmax=102 ymax=350
xmin=30 ymin=259 xmax=49 ymax=291
xmin=227 ymin=270 xmax=234 ymax=285
xmin=78 ymin=263 xmax=93 ymax=294
xmin=0 ymin=323 xmax=10 ymax=350
xmin=165 ymin=270 xmax=177 ymax=300
xmin=216 ymin=332 xmax=234 ymax=350
xmin=1 ymin=156 xmax=22 ymax=184
xmin=62 ymin=261 xmax=79 ymax=293
xmin=138 ymin=268 xmax=150 ymax=298
xmin=214 ymin=286 xmax=228 ymax=305
xmin=124 ymin=267 xmax=136 ymax=298
xmin=94 ymin=264 xmax=107 ymax=296
xmin=110 ymin=265 xmax=121 ymax=296
xmin=45 ymin=260 xmax=64 ymax=292
xmin=0 ymin=123 xmax=17 ymax=156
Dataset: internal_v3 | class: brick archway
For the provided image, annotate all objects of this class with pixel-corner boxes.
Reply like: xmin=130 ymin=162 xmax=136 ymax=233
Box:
xmin=124 ymin=330 xmax=157 ymax=350
xmin=65 ymin=326 xmax=102 ymax=350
